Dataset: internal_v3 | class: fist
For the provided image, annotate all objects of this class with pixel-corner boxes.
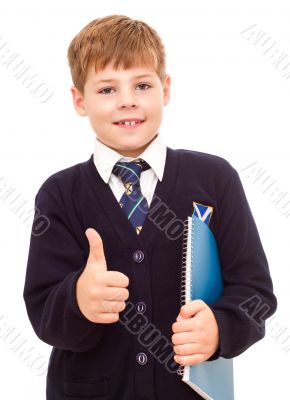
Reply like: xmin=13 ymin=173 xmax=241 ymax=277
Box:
xmin=76 ymin=228 xmax=129 ymax=324
xmin=172 ymin=300 xmax=220 ymax=366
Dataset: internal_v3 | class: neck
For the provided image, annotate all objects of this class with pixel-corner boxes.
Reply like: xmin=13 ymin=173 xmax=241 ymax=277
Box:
xmin=104 ymin=134 xmax=158 ymax=158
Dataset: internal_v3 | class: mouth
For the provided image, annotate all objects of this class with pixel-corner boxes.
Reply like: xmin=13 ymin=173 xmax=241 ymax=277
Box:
xmin=113 ymin=119 xmax=145 ymax=129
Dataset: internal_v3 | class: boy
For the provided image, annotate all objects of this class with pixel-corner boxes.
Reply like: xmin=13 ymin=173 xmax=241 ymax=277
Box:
xmin=23 ymin=15 xmax=277 ymax=400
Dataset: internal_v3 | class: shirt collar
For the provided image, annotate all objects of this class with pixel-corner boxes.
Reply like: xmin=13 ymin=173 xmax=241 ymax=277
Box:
xmin=93 ymin=133 xmax=167 ymax=183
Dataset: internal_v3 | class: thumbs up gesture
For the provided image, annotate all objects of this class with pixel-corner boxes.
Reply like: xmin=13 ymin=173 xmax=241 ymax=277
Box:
xmin=76 ymin=228 xmax=130 ymax=324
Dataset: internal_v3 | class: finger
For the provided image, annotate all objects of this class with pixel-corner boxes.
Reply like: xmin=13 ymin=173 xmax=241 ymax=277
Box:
xmin=180 ymin=299 xmax=206 ymax=319
xmin=172 ymin=318 xmax=195 ymax=333
xmin=85 ymin=228 xmax=107 ymax=271
xmin=174 ymin=353 xmax=205 ymax=366
xmin=97 ymin=313 xmax=120 ymax=324
xmin=103 ymin=270 xmax=129 ymax=288
xmin=173 ymin=343 xmax=201 ymax=357
xmin=100 ymin=287 xmax=129 ymax=302
xmin=101 ymin=300 xmax=127 ymax=314
xmin=172 ymin=331 xmax=196 ymax=346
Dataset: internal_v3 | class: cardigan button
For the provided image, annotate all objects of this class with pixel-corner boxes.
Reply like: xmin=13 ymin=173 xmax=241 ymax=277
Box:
xmin=133 ymin=250 xmax=144 ymax=263
xmin=136 ymin=352 xmax=147 ymax=365
xmin=135 ymin=301 xmax=146 ymax=314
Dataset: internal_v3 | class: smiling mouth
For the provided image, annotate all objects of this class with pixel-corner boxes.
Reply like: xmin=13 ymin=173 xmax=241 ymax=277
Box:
xmin=113 ymin=120 xmax=145 ymax=128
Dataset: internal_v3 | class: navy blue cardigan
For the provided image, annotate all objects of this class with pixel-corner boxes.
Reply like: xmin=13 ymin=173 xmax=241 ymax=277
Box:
xmin=23 ymin=147 xmax=277 ymax=400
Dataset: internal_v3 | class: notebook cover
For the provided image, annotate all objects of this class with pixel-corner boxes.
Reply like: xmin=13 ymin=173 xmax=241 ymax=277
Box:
xmin=179 ymin=214 xmax=234 ymax=400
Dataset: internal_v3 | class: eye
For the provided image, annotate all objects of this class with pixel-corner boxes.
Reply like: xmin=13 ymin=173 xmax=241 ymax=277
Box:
xmin=99 ymin=87 xmax=115 ymax=95
xmin=137 ymin=83 xmax=151 ymax=90
xmin=98 ymin=83 xmax=151 ymax=95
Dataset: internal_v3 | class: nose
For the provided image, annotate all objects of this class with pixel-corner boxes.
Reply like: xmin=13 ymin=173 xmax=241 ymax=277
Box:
xmin=117 ymin=89 xmax=138 ymax=109
xmin=121 ymin=103 xmax=136 ymax=109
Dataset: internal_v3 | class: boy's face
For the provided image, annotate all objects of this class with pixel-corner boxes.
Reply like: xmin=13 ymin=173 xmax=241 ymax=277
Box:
xmin=71 ymin=61 xmax=171 ymax=157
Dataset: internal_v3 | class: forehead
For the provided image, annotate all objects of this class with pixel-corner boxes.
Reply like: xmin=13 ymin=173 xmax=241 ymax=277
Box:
xmin=86 ymin=61 xmax=159 ymax=84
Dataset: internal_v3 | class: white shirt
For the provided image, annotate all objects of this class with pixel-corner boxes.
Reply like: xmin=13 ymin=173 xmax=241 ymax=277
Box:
xmin=93 ymin=133 xmax=167 ymax=206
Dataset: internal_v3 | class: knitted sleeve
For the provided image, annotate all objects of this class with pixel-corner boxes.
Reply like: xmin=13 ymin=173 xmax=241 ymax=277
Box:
xmin=23 ymin=187 xmax=106 ymax=352
xmin=209 ymin=165 xmax=277 ymax=359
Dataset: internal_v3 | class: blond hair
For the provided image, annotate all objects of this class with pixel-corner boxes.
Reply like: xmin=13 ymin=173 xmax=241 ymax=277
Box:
xmin=67 ymin=15 xmax=167 ymax=93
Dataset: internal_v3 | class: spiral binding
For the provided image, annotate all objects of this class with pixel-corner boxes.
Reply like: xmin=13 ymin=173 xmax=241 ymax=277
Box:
xmin=177 ymin=215 xmax=194 ymax=377
xmin=180 ymin=217 xmax=189 ymax=308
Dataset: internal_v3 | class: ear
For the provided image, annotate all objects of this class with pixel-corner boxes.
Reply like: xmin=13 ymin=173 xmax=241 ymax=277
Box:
xmin=162 ymin=74 xmax=171 ymax=106
xmin=71 ymin=86 xmax=87 ymax=117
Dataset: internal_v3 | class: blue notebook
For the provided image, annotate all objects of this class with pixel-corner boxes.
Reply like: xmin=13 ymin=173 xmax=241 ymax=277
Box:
xmin=178 ymin=213 xmax=234 ymax=400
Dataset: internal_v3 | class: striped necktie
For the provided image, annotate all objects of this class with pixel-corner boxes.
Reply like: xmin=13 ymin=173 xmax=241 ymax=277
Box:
xmin=112 ymin=159 xmax=151 ymax=235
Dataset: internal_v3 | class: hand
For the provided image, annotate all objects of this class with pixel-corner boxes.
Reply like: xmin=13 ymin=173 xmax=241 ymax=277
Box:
xmin=171 ymin=299 xmax=220 ymax=366
xmin=76 ymin=228 xmax=130 ymax=324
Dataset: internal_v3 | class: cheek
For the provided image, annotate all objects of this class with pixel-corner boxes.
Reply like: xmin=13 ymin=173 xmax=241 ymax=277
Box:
xmin=145 ymin=98 xmax=163 ymax=118
xmin=151 ymin=105 xmax=163 ymax=123
xmin=89 ymin=105 xmax=112 ymax=124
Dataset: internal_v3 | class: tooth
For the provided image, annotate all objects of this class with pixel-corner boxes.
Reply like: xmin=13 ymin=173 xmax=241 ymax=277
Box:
xmin=120 ymin=120 xmax=140 ymax=125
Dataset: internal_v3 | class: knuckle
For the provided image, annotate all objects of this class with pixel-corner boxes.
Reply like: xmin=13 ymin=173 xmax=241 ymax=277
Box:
xmin=196 ymin=354 xmax=205 ymax=363
xmin=121 ymin=273 xmax=129 ymax=286
xmin=171 ymin=334 xmax=177 ymax=344
xmin=123 ymin=288 xmax=129 ymax=300
xmin=102 ymin=300 xmax=113 ymax=313
xmin=195 ymin=319 xmax=204 ymax=330
xmin=114 ymin=302 xmax=122 ymax=312
xmin=111 ymin=313 xmax=119 ymax=323
xmin=111 ymin=291 xmax=122 ymax=302
xmin=107 ymin=301 xmax=125 ymax=313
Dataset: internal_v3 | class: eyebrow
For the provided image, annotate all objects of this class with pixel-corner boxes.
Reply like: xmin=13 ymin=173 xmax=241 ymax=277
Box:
xmin=94 ymin=74 xmax=155 ymax=84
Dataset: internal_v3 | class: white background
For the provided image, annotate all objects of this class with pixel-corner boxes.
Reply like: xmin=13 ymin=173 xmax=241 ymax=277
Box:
xmin=0 ymin=0 xmax=289 ymax=398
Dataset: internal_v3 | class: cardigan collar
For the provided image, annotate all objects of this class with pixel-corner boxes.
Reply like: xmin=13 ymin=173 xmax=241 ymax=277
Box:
xmin=85 ymin=146 xmax=180 ymax=248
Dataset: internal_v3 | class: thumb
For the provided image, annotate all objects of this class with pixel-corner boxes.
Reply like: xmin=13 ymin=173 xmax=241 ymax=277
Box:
xmin=180 ymin=299 xmax=206 ymax=319
xmin=85 ymin=228 xmax=107 ymax=271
